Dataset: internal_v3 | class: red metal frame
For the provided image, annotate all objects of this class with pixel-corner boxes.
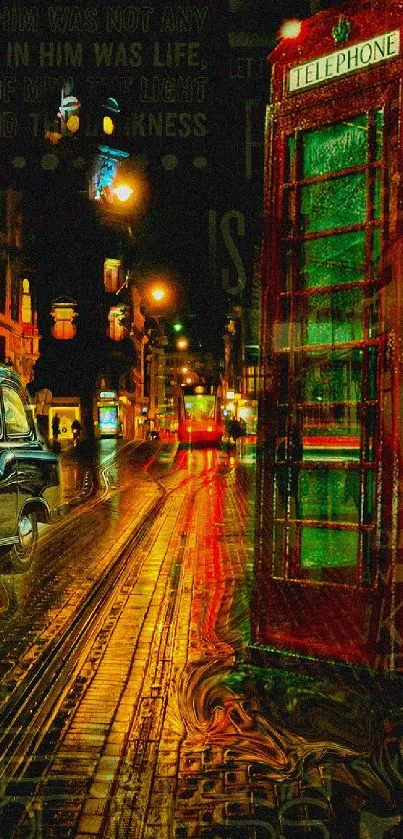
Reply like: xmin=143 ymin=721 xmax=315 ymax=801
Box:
xmin=253 ymin=0 xmax=403 ymax=673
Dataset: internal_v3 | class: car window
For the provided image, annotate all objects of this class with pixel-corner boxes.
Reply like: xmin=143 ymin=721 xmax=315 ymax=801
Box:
xmin=3 ymin=385 xmax=31 ymax=436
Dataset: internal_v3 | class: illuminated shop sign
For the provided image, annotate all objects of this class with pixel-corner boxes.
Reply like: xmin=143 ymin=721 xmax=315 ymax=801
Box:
xmin=289 ymin=29 xmax=400 ymax=92
xmin=99 ymin=391 xmax=116 ymax=400
xmin=99 ymin=405 xmax=119 ymax=434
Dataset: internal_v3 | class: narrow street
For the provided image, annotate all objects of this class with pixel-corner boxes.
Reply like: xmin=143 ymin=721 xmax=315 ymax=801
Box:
xmin=0 ymin=441 xmax=402 ymax=838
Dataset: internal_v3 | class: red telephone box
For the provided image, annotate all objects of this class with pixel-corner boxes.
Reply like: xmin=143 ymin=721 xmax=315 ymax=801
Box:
xmin=253 ymin=0 xmax=403 ymax=673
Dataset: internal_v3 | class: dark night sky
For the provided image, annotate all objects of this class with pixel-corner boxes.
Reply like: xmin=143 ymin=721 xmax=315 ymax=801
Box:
xmin=1 ymin=0 xmax=323 ymax=355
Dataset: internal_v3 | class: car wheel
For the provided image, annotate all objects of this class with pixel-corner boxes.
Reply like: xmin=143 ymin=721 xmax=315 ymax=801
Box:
xmin=9 ymin=511 xmax=38 ymax=573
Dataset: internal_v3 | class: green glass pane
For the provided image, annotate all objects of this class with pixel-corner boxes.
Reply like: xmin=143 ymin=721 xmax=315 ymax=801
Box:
xmin=300 ymin=231 xmax=365 ymax=289
xmin=302 ymin=115 xmax=368 ymax=178
xmin=300 ymin=174 xmax=366 ymax=233
xmin=296 ymin=349 xmax=362 ymax=404
xmin=304 ymin=288 xmax=364 ymax=346
xmin=375 ymin=109 xmax=383 ymax=161
xmin=299 ymin=469 xmax=360 ymax=522
xmin=301 ymin=527 xmax=358 ymax=567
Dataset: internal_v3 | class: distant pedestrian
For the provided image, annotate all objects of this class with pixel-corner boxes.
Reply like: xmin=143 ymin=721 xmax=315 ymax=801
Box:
xmin=51 ymin=412 xmax=61 ymax=451
xmin=229 ymin=418 xmax=244 ymax=440
xmin=71 ymin=418 xmax=81 ymax=445
xmin=238 ymin=417 xmax=247 ymax=436
xmin=51 ymin=413 xmax=60 ymax=442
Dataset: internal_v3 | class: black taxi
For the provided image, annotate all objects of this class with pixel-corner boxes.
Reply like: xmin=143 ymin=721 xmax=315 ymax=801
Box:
xmin=0 ymin=365 xmax=59 ymax=573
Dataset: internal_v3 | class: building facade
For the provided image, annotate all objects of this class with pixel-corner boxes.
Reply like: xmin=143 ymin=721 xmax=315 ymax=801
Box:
xmin=0 ymin=188 xmax=39 ymax=385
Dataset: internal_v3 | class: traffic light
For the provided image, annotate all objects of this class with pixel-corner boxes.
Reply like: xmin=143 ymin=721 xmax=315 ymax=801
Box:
xmin=102 ymin=97 xmax=120 ymax=141
xmin=43 ymin=82 xmax=125 ymax=150
xmin=58 ymin=93 xmax=80 ymax=136
xmin=44 ymin=83 xmax=80 ymax=143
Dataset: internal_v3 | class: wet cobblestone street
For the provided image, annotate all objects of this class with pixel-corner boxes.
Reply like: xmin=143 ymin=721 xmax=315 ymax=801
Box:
xmin=0 ymin=441 xmax=402 ymax=838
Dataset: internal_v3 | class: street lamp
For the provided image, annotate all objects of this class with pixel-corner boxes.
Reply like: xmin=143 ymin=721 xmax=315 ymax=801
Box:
xmin=98 ymin=171 xmax=145 ymax=215
xmin=150 ymin=286 xmax=166 ymax=303
xmin=279 ymin=18 xmax=302 ymax=39
xmin=144 ymin=286 xmax=169 ymax=345
xmin=142 ymin=285 xmax=170 ymax=436
xmin=111 ymin=183 xmax=134 ymax=203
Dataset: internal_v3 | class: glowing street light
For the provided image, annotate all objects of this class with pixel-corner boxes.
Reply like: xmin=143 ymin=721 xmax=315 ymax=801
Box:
xmin=102 ymin=96 xmax=120 ymax=137
xmin=112 ymin=183 xmax=134 ymax=203
xmin=279 ymin=18 xmax=302 ymax=39
xmin=93 ymin=154 xmax=149 ymax=226
xmin=103 ymin=115 xmax=115 ymax=136
xmin=176 ymin=336 xmax=189 ymax=351
xmin=150 ymin=286 xmax=166 ymax=303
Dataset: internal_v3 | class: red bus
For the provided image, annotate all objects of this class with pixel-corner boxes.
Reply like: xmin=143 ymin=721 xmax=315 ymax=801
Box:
xmin=178 ymin=388 xmax=223 ymax=447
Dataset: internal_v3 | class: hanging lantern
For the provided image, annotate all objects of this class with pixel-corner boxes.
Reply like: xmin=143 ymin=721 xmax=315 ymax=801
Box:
xmin=51 ymin=297 xmax=77 ymax=340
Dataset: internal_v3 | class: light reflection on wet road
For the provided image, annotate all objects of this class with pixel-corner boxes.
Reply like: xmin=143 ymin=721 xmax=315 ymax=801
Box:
xmin=0 ymin=441 xmax=402 ymax=837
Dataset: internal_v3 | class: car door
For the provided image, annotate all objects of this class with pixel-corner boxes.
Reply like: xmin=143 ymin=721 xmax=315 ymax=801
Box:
xmin=0 ymin=397 xmax=18 ymax=547
xmin=2 ymin=383 xmax=59 ymax=514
